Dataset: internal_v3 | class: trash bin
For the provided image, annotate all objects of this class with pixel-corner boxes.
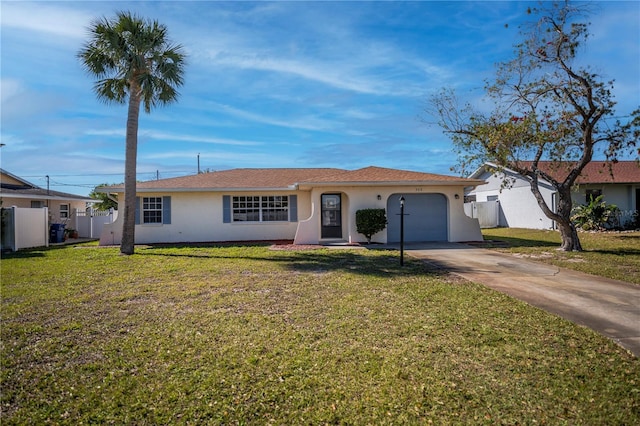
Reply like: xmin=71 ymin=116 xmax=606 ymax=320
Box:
xmin=49 ymin=224 xmax=66 ymax=243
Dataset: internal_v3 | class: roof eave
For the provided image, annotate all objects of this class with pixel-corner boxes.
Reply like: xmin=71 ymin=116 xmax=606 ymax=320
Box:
xmin=0 ymin=192 xmax=94 ymax=202
xmin=297 ymin=179 xmax=486 ymax=189
xmin=97 ymin=186 xmax=302 ymax=194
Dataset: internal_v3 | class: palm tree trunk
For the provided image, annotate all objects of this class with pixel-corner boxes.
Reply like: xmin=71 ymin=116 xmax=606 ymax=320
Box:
xmin=120 ymin=86 xmax=142 ymax=255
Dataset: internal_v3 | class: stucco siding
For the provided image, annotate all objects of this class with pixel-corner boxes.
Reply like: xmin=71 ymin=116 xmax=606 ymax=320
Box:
xmin=0 ymin=197 xmax=88 ymax=224
xmin=499 ymin=185 xmax=555 ymax=229
xmin=571 ymin=184 xmax=636 ymax=211
xmin=100 ymin=184 xmax=482 ymax=246
xmin=468 ymin=172 xmax=556 ymax=229
xmin=295 ymin=185 xmax=481 ymax=244
xmin=1 ymin=174 xmax=25 ymax=185
xmin=101 ymin=191 xmax=309 ymax=245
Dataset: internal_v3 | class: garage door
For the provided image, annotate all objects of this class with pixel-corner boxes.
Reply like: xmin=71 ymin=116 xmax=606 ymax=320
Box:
xmin=386 ymin=193 xmax=448 ymax=243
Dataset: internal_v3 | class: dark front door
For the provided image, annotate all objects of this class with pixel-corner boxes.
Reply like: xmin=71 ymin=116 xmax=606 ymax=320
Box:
xmin=321 ymin=194 xmax=342 ymax=238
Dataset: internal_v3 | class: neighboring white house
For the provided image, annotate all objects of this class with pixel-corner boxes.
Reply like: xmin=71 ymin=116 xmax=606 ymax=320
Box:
xmin=97 ymin=166 xmax=486 ymax=246
xmin=466 ymin=161 xmax=640 ymax=229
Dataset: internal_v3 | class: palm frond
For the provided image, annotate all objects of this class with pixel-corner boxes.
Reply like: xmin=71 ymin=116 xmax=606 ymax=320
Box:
xmin=78 ymin=11 xmax=186 ymax=108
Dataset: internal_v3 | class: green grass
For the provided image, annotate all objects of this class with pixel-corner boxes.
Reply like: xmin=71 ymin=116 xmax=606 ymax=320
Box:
xmin=481 ymin=228 xmax=640 ymax=285
xmin=1 ymin=243 xmax=638 ymax=424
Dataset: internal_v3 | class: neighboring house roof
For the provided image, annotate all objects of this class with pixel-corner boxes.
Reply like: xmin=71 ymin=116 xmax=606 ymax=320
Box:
xmin=0 ymin=169 xmax=94 ymax=202
xmin=470 ymin=161 xmax=640 ymax=184
xmin=532 ymin=161 xmax=640 ymax=184
xmin=99 ymin=166 xmax=485 ymax=193
xmin=0 ymin=168 xmax=39 ymax=188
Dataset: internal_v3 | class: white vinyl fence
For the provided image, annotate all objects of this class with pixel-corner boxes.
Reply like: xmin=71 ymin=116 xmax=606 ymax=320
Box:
xmin=464 ymin=201 xmax=500 ymax=228
xmin=74 ymin=208 xmax=118 ymax=239
xmin=1 ymin=206 xmax=49 ymax=251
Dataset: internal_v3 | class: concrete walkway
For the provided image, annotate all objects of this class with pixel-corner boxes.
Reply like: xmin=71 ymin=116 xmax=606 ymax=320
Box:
xmin=398 ymin=242 xmax=640 ymax=357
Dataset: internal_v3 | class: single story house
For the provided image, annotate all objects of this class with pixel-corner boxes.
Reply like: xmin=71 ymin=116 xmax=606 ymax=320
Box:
xmin=466 ymin=161 xmax=640 ymax=229
xmin=97 ymin=166 xmax=486 ymax=246
xmin=1 ymin=168 xmax=94 ymax=224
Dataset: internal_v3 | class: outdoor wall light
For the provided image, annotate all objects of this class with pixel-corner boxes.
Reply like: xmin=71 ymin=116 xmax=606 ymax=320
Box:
xmin=455 ymin=194 xmax=460 ymax=199
xmin=377 ymin=194 xmax=382 ymax=200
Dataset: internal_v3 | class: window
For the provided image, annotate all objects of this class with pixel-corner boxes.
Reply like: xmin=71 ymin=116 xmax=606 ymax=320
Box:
xmin=142 ymin=197 xmax=163 ymax=224
xmin=232 ymin=196 xmax=260 ymax=222
xmin=586 ymin=189 xmax=602 ymax=203
xmin=60 ymin=204 xmax=69 ymax=218
xmin=262 ymin=196 xmax=289 ymax=221
xmin=31 ymin=201 xmax=45 ymax=208
xmin=232 ymin=195 xmax=289 ymax=222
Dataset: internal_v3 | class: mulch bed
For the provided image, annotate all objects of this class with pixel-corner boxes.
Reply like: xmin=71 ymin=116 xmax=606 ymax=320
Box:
xmin=268 ymin=244 xmax=324 ymax=251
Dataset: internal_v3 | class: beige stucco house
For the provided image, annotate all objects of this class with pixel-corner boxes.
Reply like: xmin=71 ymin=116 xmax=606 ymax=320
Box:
xmin=97 ymin=166 xmax=486 ymax=246
xmin=1 ymin=169 xmax=94 ymax=224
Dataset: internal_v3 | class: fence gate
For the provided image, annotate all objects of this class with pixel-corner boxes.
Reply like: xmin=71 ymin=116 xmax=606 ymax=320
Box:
xmin=464 ymin=201 xmax=500 ymax=228
xmin=74 ymin=208 xmax=117 ymax=238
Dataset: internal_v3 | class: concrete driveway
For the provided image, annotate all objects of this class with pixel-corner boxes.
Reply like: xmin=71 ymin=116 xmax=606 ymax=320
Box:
xmin=399 ymin=242 xmax=640 ymax=357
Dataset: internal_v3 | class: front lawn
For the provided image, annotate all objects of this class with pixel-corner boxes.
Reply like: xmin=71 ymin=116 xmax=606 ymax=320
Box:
xmin=1 ymin=244 xmax=638 ymax=424
xmin=481 ymin=228 xmax=640 ymax=284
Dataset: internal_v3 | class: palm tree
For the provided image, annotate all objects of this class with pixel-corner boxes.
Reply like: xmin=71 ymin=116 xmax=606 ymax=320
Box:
xmin=78 ymin=11 xmax=185 ymax=255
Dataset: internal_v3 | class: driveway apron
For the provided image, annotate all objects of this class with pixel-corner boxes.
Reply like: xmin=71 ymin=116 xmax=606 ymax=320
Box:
xmin=399 ymin=242 xmax=640 ymax=357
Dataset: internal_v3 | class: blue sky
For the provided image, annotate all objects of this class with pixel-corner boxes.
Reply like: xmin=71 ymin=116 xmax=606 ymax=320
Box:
xmin=1 ymin=1 xmax=638 ymax=196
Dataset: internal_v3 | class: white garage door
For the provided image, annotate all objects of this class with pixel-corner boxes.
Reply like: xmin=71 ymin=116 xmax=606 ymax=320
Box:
xmin=386 ymin=193 xmax=448 ymax=243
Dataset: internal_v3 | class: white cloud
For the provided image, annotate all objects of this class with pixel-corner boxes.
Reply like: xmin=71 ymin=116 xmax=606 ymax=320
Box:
xmin=144 ymin=131 xmax=262 ymax=147
xmin=211 ymin=53 xmax=386 ymax=96
xmin=0 ymin=2 xmax=92 ymax=39
xmin=85 ymin=129 xmax=126 ymax=137
xmin=0 ymin=79 xmax=24 ymax=103
xmin=144 ymin=150 xmax=279 ymax=166
xmin=209 ymin=102 xmax=337 ymax=132
xmin=0 ymin=133 xmax=30 ymax=150
xmin=86 ymin=128 xmax=262 ymax=146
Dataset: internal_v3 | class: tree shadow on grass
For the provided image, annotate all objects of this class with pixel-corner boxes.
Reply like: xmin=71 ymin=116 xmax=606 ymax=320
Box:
xmin=1 ymin=248 xmax=51 ymax=259
xmin=585 ymin=248 xmax=640 ymax=256
xmin=481 ymin=236 xmax=559 ymax=249
xmin=137 ymin=243 xmax=431 ymax=278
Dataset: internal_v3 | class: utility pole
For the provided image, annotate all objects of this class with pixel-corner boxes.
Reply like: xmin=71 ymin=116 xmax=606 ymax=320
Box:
xmin=197 ymin=153 xmax=201 ymax=174
xmin=399 ymin=196 xmax=405 ymax=266
xmin=46 ymin=175 xmax=50 ymax=208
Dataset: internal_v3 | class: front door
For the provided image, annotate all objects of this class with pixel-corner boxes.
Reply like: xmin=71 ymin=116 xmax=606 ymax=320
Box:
xmin=321 ymin=194 xmax=342 ymax=238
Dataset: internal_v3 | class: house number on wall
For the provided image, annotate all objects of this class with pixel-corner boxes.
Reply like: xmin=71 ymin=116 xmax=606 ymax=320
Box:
xmin=415 ymin=188 xmax=423 ymax=192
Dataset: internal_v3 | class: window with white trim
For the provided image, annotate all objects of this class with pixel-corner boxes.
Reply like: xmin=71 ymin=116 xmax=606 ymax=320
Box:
xmin=142 ymin=197 xmax=163 ymax=224
xmin=60 ymin=204 xmax=69 ymax=218
xmin=232 ymin=195 xmax=289 ymax=222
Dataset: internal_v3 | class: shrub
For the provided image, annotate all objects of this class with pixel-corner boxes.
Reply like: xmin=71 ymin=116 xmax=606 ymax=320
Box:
xmin=571 ymin=195 xmax=619 ymax=231
xmin=621 ymin=210 xmax=640 ymax=230
xmin=356 ymin=208 xmax=387 ymax=243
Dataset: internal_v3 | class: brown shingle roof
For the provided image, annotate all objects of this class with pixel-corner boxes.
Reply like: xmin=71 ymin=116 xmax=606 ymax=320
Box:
xmin=300 ymin=166 xmax=477 ymax=184
xmin=100 ymin=166 xmax=482 ymax=193
xmin=104 ymin=168 xmax=344 ymax=191
xmin=521 ymin=161 xmax=640 ymax=184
